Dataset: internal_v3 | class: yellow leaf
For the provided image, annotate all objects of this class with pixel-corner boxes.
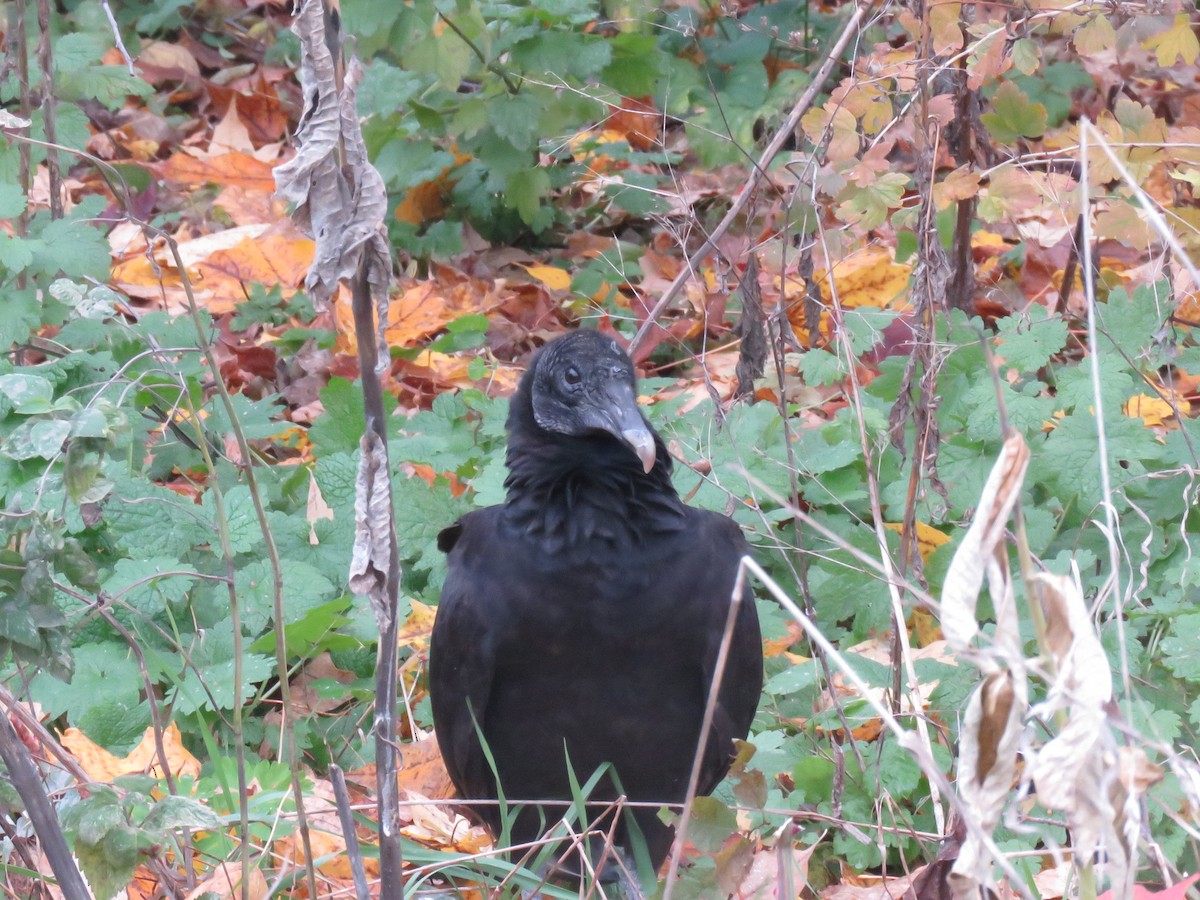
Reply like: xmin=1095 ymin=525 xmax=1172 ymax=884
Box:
xmin=1124 ymin=393 xmax=1187 ymax=428
xmin=398 ymin=598 xmax=436 ymax=652
xmin=782 ymin=246 xmax=911 ymax=347
xmin=1073 ymin=13 xmax=1115 ymax=55
xmin=884 ymin=521 xmax=952 ymax=562
xmin=523 ymin=264 xmax=572 ymax=291
xmin=1142 ymin=14 xmax=1200 ymax=66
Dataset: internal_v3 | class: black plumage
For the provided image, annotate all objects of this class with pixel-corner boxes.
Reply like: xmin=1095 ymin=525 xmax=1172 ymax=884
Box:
xmin=429 ymin=330 xmax=762 ymax=881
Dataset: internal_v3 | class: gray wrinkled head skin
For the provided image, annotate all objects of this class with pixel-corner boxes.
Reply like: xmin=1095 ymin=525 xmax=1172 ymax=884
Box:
xmin=529 ymin=331 xmax=656 ymax=473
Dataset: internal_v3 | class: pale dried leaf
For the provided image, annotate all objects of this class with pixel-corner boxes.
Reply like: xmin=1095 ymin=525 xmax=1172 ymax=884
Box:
xmin=349 ymin=430 xmax=394 ymax=628
xmin=1032 ymin=571 xmax=1111 ymax=714
xmin=942 ymin=432 xmax=1030 ymax=651
xmin=951 ymin=669 xmax=1026 ymax=897
xmin=273 ymin=0 xmax=392 ymax=355
xmin=306 ymin=472 xmax=333 ymax=545
xmin=1026 ymin=572 xmax=1125 ymax=887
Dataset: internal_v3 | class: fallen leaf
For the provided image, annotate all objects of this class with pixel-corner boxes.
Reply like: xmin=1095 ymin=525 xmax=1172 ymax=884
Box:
xmin=884 ymin=520 xmax=952 ymax=561
xmin=156 ymin=151 xmax=277 ymax=193
xmin=185 ymin=862 xmax=269 ymax=900
xmin=523 ymin=264 xmax=572 ymax=292
xmin=62 ymin=721 xmax=201 ymax=781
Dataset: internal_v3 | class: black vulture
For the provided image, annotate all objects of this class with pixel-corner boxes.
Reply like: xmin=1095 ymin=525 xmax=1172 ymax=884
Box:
xmin=429 ymin=330 xmax=762 ymax=882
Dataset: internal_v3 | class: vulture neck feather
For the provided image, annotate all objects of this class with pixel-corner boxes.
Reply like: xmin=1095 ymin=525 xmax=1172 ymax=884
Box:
xmin=502 ymin=422 xmax=686 ymax=550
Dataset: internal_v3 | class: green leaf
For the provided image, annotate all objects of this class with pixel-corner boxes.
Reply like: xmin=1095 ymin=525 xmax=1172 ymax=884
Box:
xmin=1054 ymin=353 xmax=1136 ymax=414
xmin=724 ymin=61 xmax=768 ymax=109
xmin=683 ymin=796 xmax=737 ymax=852
xmin=393 ymin=475 xmax=470 ymax=589
xmin=1097 ymin=284 xmax=1171 ymax=355
xmin=202 ymin=485 xmax=261 ymax=555
xmin=141 ymin=795 xmax=224 ymax=831
xmin=0 ymin=374 xmax=56 ymax=414
xmin=600 ymin=33 xmax=663 ymax=95
xmin=835 ymin=172 xmax=908 ymax=229
xmin=31 ymin=642 xmax=140 ymax=720
xmin=76 ymin=698 xmax=152 ymax=751
xmin=2 ymin=418 xmax=71 ymax=460
xmin=57 ymin=66 xmax=154 ymax=106
xmin=488 ymin=93 xmax=544 ymax=150
xmin=506 ymin=166 xmax=551 ymax=227
xmin=1035 ymin=409 xmax=1165 ymax=501
xmin=251 ymin=596 xmax=356 ymax=657
xmin=53 ymin=33 xmax=108 ymax=73
xmin=843 ymin=308 xmax=900 ymax=356
xmin=0 ymin=233 xmax=38 ymax=273
xmin=356 ymin=61 xmax=424 ymax=118
xmin=57 ymin=538 xmax=100 ymax=591
xmin=994 ymin=306 xmax=1068 ymax=371
xmin=510 ymin=31 xmax=611 ymax=78
xmin=30 ymin=216 xmax=110 ymax=279
xmin=791 ymin=756 xmax=835 ymax=804
xmin=799 ymin=348 xmax=847 ymax=387
xmin=75 ymin=823 xmax=147 ymax=900
xmin=1012 ymin=62 xmax=1094 ymax=126
xmin=981 ymin=81 xmax=1048 ymax=143
xmin=104 ymin=477 xmax=214 ymax=557
xmin=764 ymin=661 xmax=818 ymax=695
xmin=103 ymin=557 xmax=198 ymax=613
xmin=309 ymin=378 xmax=367 ymax=457
xmin=167 ymin=623 xmax=273 ymax=714
xmin=405 ymin=22 xmax=473 ymax=91
xmin=0 ymin=182 xmax=27 ymax=218
xmin=879 ymin=740 xmax=923 ymax=797
xmin=234 ymin=559 xmax=337 ymax=634
xmin=1162 ymin=613 xmax=1200 ymax=681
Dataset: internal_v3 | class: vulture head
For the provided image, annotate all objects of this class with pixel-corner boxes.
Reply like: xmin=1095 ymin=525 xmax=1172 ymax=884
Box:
xmin=523 ymin=330 xmax=657 ymax=474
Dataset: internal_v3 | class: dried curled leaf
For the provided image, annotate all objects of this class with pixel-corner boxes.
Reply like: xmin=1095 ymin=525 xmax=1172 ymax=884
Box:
xmin=940 ymin=431 xmax=1029 ymax=652
xmin=349 ymin=431 xmax=394 ymax=629
xmin=273 ymin=0 xmax=392 ymax=363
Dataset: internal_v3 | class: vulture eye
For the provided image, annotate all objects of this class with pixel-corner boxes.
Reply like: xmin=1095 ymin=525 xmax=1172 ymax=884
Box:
xmin=563 ymin=366 xmax=582 ymax=386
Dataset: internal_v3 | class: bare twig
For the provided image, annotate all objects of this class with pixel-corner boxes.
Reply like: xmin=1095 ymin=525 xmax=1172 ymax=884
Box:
xmin=662 ymin=561 xmax=749 ymax=900
xmin=0 ymin=703 xmax=90 ymax=898
xmin=330 ymin=764 xmax=371 ymax=900
xmin=35 ymin=0 xmax=60 ymax=220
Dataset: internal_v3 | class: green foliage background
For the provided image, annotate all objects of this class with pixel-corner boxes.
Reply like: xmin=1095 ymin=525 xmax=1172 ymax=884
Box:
xmin=0 ymin=0 xmax=1198 ymax=896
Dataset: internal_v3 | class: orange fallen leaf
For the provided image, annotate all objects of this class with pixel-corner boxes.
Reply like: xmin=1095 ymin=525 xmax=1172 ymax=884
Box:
xmin=335 ymin=268 xmax=505 ymax=354
xmin=606 ymin=96 xmax=661 ymax=151
xmin=395 ymin=146 xmax=471 ymax=226
xmin=156 ymin=151 xmax=277 ymax=193
xmin=62 ymin=721 xmax=201 ymax=782
xmin=569 ymin=128 xmax=630 ymax=177
xmin=398 ymin=733 xmax=457 ymax=802
xmin=193 ymin=231 xmax=315 ymax=314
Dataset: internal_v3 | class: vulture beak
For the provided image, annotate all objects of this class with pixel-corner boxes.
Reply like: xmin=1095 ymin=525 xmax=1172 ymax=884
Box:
xmin=621 ymin=425 xmax=657 ymax=474
xmin=589 ymin=381 xmax=657 ymax=474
